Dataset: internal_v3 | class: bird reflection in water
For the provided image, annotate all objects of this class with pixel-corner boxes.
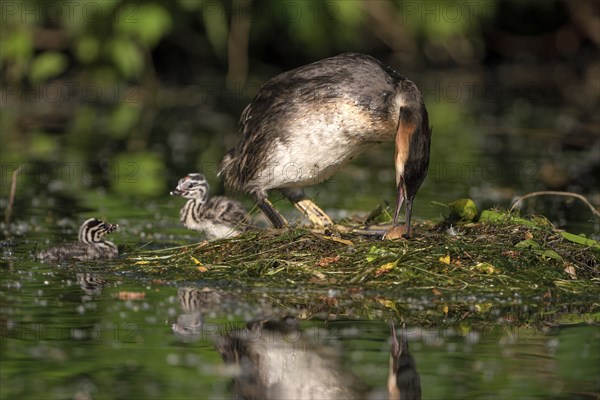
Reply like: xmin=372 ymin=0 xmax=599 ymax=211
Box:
xmin=217 ymin=317 xmax=422 ymax=400
xmin=171 ymin=287 xmax=223 ymax=339
xmin=389 ymin=321 xmax=421 ymax=400
xmin=76 ymin=273 xmax=107 ymax=299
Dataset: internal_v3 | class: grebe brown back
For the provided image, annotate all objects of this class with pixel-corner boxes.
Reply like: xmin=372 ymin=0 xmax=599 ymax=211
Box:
xmin=220 ymin=52 xmax=431 ymax=237
xmin=170 ymin=173 xmax=250 ymax=239
xmin=37 ymin=218 xmax=119 ymax=262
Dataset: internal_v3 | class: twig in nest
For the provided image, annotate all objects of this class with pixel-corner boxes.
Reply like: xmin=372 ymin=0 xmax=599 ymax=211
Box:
xmin=4 ymin=165 xmax=24 ymax=225
xmin=510 ymin=191 xmax=600 ymax=218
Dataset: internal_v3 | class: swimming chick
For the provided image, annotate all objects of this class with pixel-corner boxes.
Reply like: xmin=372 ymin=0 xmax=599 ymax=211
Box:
xmin=37 ymin=218 xmax=118 ymax=262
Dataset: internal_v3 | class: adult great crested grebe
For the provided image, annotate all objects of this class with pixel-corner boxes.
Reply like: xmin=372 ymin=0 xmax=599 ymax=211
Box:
xmin=220 ymin=53 xmax=431 ymax=237
xmin=37 ymin=218 xmax=119 ymax=262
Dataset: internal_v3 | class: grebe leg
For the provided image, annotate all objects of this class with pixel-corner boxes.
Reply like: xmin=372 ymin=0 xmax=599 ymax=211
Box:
xmin=251 ymin=192 xmax=288 ymax=228
xmin=404 ymin=196 xmax=414 ymax=238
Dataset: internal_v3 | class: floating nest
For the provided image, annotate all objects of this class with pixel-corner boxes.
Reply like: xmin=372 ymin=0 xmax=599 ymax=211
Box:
xmin=124 ymin=207 xmax=599 ymax=301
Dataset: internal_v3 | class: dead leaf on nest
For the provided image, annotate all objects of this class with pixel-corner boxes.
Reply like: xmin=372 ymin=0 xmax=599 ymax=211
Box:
xmin=316 ymin=255 xmax=341 ymax=267
xmin=376 ymin=297 xmax=396 ymax=309
xmin=439 ymin=254 xmax=451 ymax=264
xmin=474 ymin=262 xmax=497 ymax=274
xmin=117 ymin=291 xmax=145 ymax=300
xmin=374 ymin=261 xmax=396 ymax=277
xmin=190 ymin=256 xmax=202 ymax=265
xmin=564 ymin=263 xmax=577 ymax=280
xmin=197 ymin=266 xmax=208 ymax=272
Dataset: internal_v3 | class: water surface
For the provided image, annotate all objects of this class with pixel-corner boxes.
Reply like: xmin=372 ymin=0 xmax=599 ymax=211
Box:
xmin=1 ymin=212 xmax=598 ymax=400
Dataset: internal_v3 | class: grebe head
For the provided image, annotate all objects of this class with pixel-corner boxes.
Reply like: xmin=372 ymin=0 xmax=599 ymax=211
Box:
xmin=170 ymin=173 xmax=209 ymax=203
xmin=392 ymin=100 xmax=432 ymax=237
xmin=79 ymin=218 xmax=118 ymax=244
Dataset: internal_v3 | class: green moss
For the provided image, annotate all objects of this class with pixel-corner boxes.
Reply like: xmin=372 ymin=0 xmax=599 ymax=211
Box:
xmin=449 ymin=198 xmax=478 ymax=221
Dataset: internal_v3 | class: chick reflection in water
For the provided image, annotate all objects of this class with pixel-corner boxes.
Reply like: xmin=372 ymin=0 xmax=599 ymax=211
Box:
xmin=217 ymin=318 xmax=422 ymax=400
xmin=172 ymin=287 xmax=223 ymax=339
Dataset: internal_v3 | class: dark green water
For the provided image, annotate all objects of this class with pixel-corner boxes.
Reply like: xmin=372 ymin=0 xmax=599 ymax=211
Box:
xmin=1 ymin=208 xmax=598 ymax=400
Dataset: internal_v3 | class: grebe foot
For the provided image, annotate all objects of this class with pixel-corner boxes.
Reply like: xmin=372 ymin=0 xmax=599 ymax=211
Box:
xmin=294 ymin=199 xmax=335 ymax=228
xmin=383 ymin=225 xmax=409 ymax=240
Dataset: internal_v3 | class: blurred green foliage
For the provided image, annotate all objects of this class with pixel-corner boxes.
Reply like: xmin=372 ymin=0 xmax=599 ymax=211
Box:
xmin=1 ymin=0 xmax=501 ymax=198
xmin=1 ymin=0 xmax=596 ymax=217
xmin=29 ymin=51 xmax=68 ymax=83
xmin=111 ymin=151 xmax=165 ymax=196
